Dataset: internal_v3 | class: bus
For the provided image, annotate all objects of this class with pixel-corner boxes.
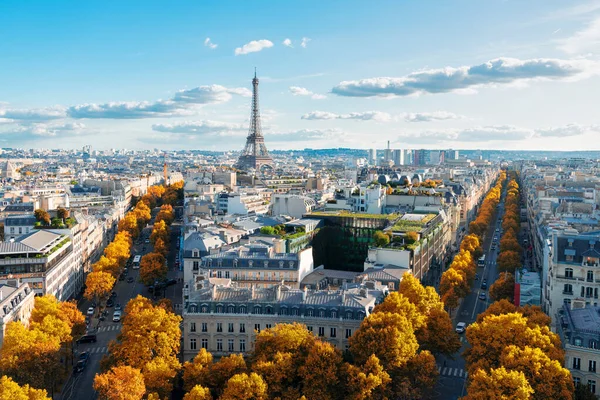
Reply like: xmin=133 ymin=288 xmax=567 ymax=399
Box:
xmin=132 ymin=255 xmax=141 ymax=269
xmin=478 ymin=255 xmax=486 ymax=267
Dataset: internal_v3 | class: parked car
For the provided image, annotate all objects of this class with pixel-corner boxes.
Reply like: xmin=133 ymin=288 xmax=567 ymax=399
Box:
xmin=112 ymin=311 xmax=122 ymax=322
xmin=455 ymin=322 xmax=467 ymax=334
xmin=110 ymin=291 xmax=117 ymax=298
xmin=86 ymin=307 xmax=94 ymax=316
xmin=73 ymin=358 xmax=88 ymax=373
xmin=106 ymin=299 xmax=114 ymax=307
xmin=115 ymin=304 xmax=122 ymax=312
xmin=481 ymin=280 xmax=488 ymax=290
xmin=164 ymin=279 xmax=177 ymax=287
xmin=76 ymin=334 xmax=97 ymax=344
xmin=145 ymin=239 xmax=150 ymax=244
xmin=127 ymin=276 xmax=134 ymax=283
xmin=478 ymin=292 xmax=487 ymax=301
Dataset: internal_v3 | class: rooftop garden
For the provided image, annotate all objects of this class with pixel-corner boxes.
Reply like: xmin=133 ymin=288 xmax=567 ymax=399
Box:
xmin=390 ymin=214 xmax=437 ymax=232
xmin=308 ymin=211 xmax=398 ymax=220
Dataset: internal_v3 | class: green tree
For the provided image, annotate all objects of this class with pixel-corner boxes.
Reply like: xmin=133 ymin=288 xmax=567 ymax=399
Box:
xmin=373 ymin=231 xmax=390 ymax=247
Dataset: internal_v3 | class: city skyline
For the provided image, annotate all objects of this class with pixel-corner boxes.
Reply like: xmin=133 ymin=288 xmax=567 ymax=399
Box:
xmin=2 ymin=0 xmax=600 ymax=151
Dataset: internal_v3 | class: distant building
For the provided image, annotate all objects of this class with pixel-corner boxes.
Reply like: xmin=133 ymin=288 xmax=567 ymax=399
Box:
xmin=514 ymin=269 xmax=541 ymax=306
xmin=368 ymin=149 xmax=377 ymax=165
xmin=0 ymin=282 xmax=35 ymax=346
xmin=217 ymin=192 xmax=269 ymax=215
xmin=3 ymin=215 xmax=36 ymax=241
xmin=393 ymin=149 xmax=405 ymax=166
xmin=182 ymin=277 xmax=388 ymax=361
xmin=271 ymin=194 xmax=316 ymax=219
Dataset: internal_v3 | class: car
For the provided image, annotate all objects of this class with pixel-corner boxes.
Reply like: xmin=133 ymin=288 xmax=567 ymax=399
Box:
xmin=145 ymin=239 xmax=150 ymax=244
xmin=455 ymin=322 xmax=467 ymax=334
xmin=115 ymin=304 xmax=122 ymax=312
xmin=123 ymin=267 xmax=128 ymax=275
xmin=495 ymin=228 xmax=499 ymax=232
xmin=110 ymin=291 xmax=117 ymax=298
xmin=127 ymin=276 xmax=134 ymax=283
xmin=164 ymin=279 xmax=177 ymax=287
xmin=142 ymin=246 xmax=147 ymax=251
xmin=73 ymin=359 xmax=88 ymax=373
xmin=481 ymin=280 xmax=488 ymax=290
xmin=86 ymin=307 xmax=94 ymax=316
xmin=76 ymin=334 xmax=97 ymax=344
xmin=112 ymin=311 xmax=122 ymax=322
xmin=479 ymin=292 xmax=487 ymax=301
xmin=119 ymin=274 xmax=125 ymax=281
xmin=106 ymin=299 xmax=114 ymax=307
xmin=78 ymin=352 xmax=90 ymax=362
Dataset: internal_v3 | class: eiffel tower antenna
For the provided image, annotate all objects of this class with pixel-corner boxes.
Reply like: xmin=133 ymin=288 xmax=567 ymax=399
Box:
xmin=234 ymin=70 xmax=274 ymax=172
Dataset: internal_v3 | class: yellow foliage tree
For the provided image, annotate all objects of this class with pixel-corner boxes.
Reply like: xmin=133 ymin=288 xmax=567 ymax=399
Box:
xmin=298 ymin=341 xmax=343 ymax=400
xmin=0 ymin=375 xmax=50 ymax=400
xmin=342 ymin=355 xmax=391 ymax=400
xmin=154 ymin=238 xmax=168 ymax=257
xmin=182 ymin=349 xmax=213 ymax=392
xmin=139 ymin=252 xmax=167 ymax=286
xmin=147 ymin=185 xmax=166 ymax=199
xmin=92 ymin=255 xmax=120 ymax=277
xmin=183 ymin=385 xmax=212 ymax=400
xmin=220 ymin=373 xmax=267 ymax=400
xmin=464 ymin=367 xmax=533 ymax=400
xmin=84 ymin=271 xmax=116 ymax=308
xmin=489 ymin=273 xmax=515 ymax=302
xmin=209 ymin=354 xmax=247 ymax=394
xmin=133 ymin=201 xmax=151 ymax=226
xmin=150 ymin=220 xmax=169 ymax=246
xmin=118 ymin=214 xmax=140 ymax=240
xmin=93 ymin=366 xmax=146 ymax=400
xmin=372 ymin=292 xmax=426 ymax=331
xmin=143 ymin=356 xmax=180 ymax=400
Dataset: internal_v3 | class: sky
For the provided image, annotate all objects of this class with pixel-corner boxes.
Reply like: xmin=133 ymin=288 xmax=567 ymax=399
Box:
xmin=2 ymin=0 xmax=600 ymax=151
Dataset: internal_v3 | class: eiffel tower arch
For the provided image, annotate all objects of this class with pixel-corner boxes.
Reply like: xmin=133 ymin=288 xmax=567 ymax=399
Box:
xmin=234 ymin=71 xmax=274 ymax=172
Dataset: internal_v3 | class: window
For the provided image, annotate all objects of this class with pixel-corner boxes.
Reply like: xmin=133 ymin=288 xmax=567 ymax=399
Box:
xmin=240 ymin=323 xmax=246 ymax=333
xmin=574 ymin=377 xmax=581 ymax=386
xmin=193 ymin=261 xmax=199 ymax=270
xmin=254 ymin=324 xmax=260 ymax=333
xmin=590 ymin=360 xmax=597 ymax=373
xmin=307 ymin=326 xmax=313 ymax=332
xmin=228 ymin=305 xmax=235 ymax=313
xmin=228 ymin=339 xmax=234 ymax=352
xmin=217 ymin=323 xmax=223 ymax=333
xmin=596 ymin=288 xmax=599 ymax=299
xmin=201 ymin=323 xmax=208 ymax=332
xmin=588 ymin=271 xmax=595 ymax=282
xmin=193 ymin=250 xmax=199 ymax=258
xmin=9 ymin=227 xmax=14 ymax=234
xmin=18 ymin=227 xmax=22 ymax=234
xmin=582 ymin=287 xmax=586 ymax=297
xmin=564 ymin=284 xmax=573 ymax=294
xmin=217 ymin=271 xmax=222 ymax=278
xmin=253 ymin=306 xmax=261 ymax=315
xmin=217 ymin=339 xmax=223 ymax=352
xmin=225 ymin=271 xmax=230 ymax=279
xmin=318 ymin=327 xmax=325 ymax=337
xmin=190 ymin=338 xmax=197 ymax=350
xmin=345 ymin=329 xmax=352 ymax=339
xmin=216 ymin=305 xmax=223 ymax=313
xmin=292 ymin=308 xmax=299 ymax=316
xmin=589 ymin=380 xmax=596 ymax=394
xmin=228 ymin=323 xmax=234 ymax=333
xmin=240 ymin=339 xmax=246 ymax=352
xmin=573 ymin=357 xmax=581 ymax=370
xmin=331 ymin=310 xmax=337 ymax=318
xmin=240 ymin=306 xmax=246 ymax=314
xmin=346 ymin=311 xmax=353 ymax=319
xmin=266 ymin=324 xmax=272 ymax=329
xmin=319 ymin=310 xmax=325 ymax=318
xmin=591 ymin=340 xmax=599 ymax=349
xmin=565 ymin=268 xmax=573 ymax=278
xmin=201 ymin=339 xmax=208 ymax=349
xmin=265 ymin=306 xmax=272 ymax=315
xmin=190 ymin=322 xmax=196 ymax=332
xmin=280 ymin=307 xmax=288 ymax=316
xmin=307 ymin=309 xmax=314 ymax=317
xmin=201 ymin=306 xmax=208 ymax=313
xmin=330 ymin=328 xmax=337 ymax=338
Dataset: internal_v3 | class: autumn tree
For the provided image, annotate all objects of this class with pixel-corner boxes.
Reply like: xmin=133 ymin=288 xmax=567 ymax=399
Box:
xmin=56 ymin=207 xmax=69 ymax=220
xmin=220 ymin=373 xmax=267 ymax=400
xmin=154 ymin=238 xmax=168 ymax=257
xmin=0 ymin=375 xmax=50 ymax=400
xmin=373 ymin=231 xmax=390 ymax=247
xmin=151 ymin=220 xmax=169 ymax=246
xmin=440 ymin=268 xmax=469 ymax=299
xmin=34 ymin=209 xmax=50 ymax=226
xmin=84 ymin=271 xmax=116 ymax=309
xmin=209 ymin=354 xmax=247 ymax=395
xmin=497 ymin=250 xmax=521 ymax=273
xmin=156 ymin=204 xmax=175 ymax=226
xmin=93 ymin=366 xmax=146 ymax=400
xmin=489 ymin=273 xmax=515 ymax=302
xmin=132 ymin=201 xmax=151 ymax=226
xmin=341 ymin=355 xmax=391 ymax=400
xmin=183 ymin=349 xmax=213 ymax=392
xmin=92 ymin=255 xmax=120 ymax=277
xmin=464 ymin=367 xmax=534 ymax=400
xmin=184 ymin=385 xmax=212 ymax=400
xmin=139 ymin=252 xmax=167 ymax=286
xmin=147 ymin=185 xmax=166 ymax=200
xmin=118 ymin=214 xmax=140 ymax=240
xmin=388 ymin=350 xmax=438 ymax=399
xmin=298 ymin=341 xmax=343 ymax=400
xmin=141 ymin=193 xmax=157 ymax=209
xmin=143 ymin=356 xmax=180 ymax=399
xmin=460 ymin=234 xmax=483 ymax=260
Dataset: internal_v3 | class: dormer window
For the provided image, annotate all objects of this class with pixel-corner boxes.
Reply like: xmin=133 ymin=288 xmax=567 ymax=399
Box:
xmin=279 ymin=261 xmax=284 ymax=268
xmin=264 ymin=261 xmax=269 ymax=268
xmin=193 ymin=250 xmax=199 ymax=258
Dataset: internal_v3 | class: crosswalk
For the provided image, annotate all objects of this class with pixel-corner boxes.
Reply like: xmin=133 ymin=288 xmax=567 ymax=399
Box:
xmin=80 ymin=346 xmax=109 ymax=354
xmin=438 ymin=365 xmax=468 ymax=378
xmin=96 ymin=324 xmax=122 ymax=333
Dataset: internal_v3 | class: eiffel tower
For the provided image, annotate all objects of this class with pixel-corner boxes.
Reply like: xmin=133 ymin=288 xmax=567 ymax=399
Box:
xmin=234 ymin=70 xmax=274 ymax=171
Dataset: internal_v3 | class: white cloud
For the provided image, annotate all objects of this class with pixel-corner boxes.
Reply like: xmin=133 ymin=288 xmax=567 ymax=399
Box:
xmin=0 ymin=105 xmax=67 ymax=121
xmin=152 ymin=120 xmax=245 ymax=135
xmin=266 ymin=128 xmax=342 ymax=142
xmin=289 ymin=86 xmax=327 ymax=100
xmin=557 ymin=17 xmax=600 ymax=54
xmin=282 ymin=38 xmax=293 ymax=48
xmin=0 ymin=121 xmax=86 ymax=142
xmin=301 ymin=111 xmax=392 ymax=121
xmin=332 ymin=57 xmax=600 ymax=98
xmin=68 ymin=85 xmax=250 ymax=119
xmin=400 ymin=111 xmax=464 ymax=122
xmin=301 ymin=37 xmax=311 ymax=48
xmin=204 ymin=37 xmax=218 ymax=49
xmin=234 ymin=39 xmax=274 ymax=56
xmin=534 ymin=123 xmax=600 ymax=137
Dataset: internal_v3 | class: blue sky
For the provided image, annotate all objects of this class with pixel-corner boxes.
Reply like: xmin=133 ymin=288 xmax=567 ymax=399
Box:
xmin=1 ymin=0 xmax=600 ymax=151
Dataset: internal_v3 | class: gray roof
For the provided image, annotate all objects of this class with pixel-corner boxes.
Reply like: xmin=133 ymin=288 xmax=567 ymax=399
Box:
xmin=232 ymin=220 xmax=262 ymax=232
xmin=4 ymin=215 xmax=37 ymax=226
xmin=17 ymin=230 xmax=62 ymax=252
xmin=3 ymin=203 xmax=34 ymax=212
xmin=183 ymin=232 xmax=226 ymax=254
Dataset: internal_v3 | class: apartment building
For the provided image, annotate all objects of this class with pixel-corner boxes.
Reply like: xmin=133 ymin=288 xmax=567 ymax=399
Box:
xmin=0 ymin=282 xmax=35 ymax=346
xmin=217 ymin=192 xmax=269 ymax=215
xmin=181 ymin=277 xmax=388 ymax=361
xmin=3 ymin=215 xmax=36 ymax=241
xmin=271 ymin=194 xmax=316 ymax=219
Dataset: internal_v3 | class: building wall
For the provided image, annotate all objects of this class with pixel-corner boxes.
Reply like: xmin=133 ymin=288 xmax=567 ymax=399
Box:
xmin=0 ymin=283 xmax=35 ymax=347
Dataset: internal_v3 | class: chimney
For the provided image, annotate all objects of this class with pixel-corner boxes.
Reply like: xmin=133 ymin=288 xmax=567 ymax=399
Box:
xmin=302 ymin=286 xmax=308 ymax=301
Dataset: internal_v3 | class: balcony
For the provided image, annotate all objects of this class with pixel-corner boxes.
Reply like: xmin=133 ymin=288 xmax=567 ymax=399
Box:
xmin=556 ymin=275 xmax=584 ymax=281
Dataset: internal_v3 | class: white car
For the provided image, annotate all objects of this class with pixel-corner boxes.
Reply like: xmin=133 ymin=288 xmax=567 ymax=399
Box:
xmin=455 ymin=322 xmax=467 ymax=334
xmin=86 ymin=307 xmax=94 ymax=316
xmin=112 ymin=311 xmax=122 ymax=322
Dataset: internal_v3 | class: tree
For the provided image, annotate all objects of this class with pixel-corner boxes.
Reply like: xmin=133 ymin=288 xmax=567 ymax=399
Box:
xmin=56 ymin=207 xmax=69 ymax=220
xmin=388 ymin=350 xmax=438 ymax=399
xmin=404 ymin=231 xmax=418 ymax=245
xmin=84 ymin=271 xmax=115 ymax=309
xmin=132 ymin=202 xmax=151 ymax=226
xmin=104 ymin=235 xmax=131 ymax=270
xmin=489 ymin=273 xmax=515 ymax=302
xmin=500 ymin=345 xmax=574 ymax=400
xmin=372 ymin=292 xmax=426 ymax=331
xmin=92 ymin=255 xmax=120 ymax=277
xmin=373 ymin=231 xmax=390 ymax=247
xmin=154 ymin=238 xmax=168 ymax=257
xmin=460 ymin=234 xmax=483 ymax=260
xmin=142 ymin=356 xmax=180 ymax=399
xmin=298 ymin=341 xmax=343 ymax=400
xmin=209 ymin=354 xmax=247 ymax=394
xmin=151 ymin=220 xmax=169 ymax=246
xmin=34 ymin=209 xmax=50 ymax=226
xmin=184 ymin=385 xmax=212 ymax=400
xmin=342 ymin=355 xmax=391 ymax=400
xmin=464 ymin=367 xmax=533 ymax=400
xmin=220 ymin=373 xmax=267 ymax=400
xmin=399 ymin=273 xmax=444 ymax=315
xmin=148 ymin=185 xmax=166 ymax=199
xmin=139 ymin=252 xmax=167 ymax=286
xmin=259 ymin=226 xmax=275 ymax=235
xmin=497 ymin=250 xmax=521 ymax=273
xmin=575 ymin=383 xmax=598 ymax=400
xmin=141 ymin=193 xmax=157 ymax=209
xmin=418 ymin=308 xmax=461 ymax=356
xmin=440 ymin=268 xmax=469 ymax=299
xmin=118 ymin=214 xmax=140 ymax=240
xmin=349 ymin=312 xmax=418 ymax=369
xmin=183 ymin=349 xmax=213 ymax=392
xmin=93 ymin=366 xmax=146 ymax=400
xmin=0 ymin=375 xmax=50 ymax=400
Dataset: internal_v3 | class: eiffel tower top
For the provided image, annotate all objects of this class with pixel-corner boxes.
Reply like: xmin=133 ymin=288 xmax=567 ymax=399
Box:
xmin=234 ymin=71 xmax=273 ymax=171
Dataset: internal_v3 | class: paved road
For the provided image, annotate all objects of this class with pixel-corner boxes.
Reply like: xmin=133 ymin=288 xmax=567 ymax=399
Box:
xmin=433 ymin=191 xmax=506 ymax=400
xmin=61 ymin=215 xmax=183 ymax=400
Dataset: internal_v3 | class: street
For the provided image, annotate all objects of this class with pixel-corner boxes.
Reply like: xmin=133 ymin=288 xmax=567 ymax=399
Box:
xmin=60 ymin=215 xmax=183 ymax=400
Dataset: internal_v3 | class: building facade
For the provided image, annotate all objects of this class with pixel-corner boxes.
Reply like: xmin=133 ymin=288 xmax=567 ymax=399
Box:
xmin=0 ymin=282 xmax=35 ymax=346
